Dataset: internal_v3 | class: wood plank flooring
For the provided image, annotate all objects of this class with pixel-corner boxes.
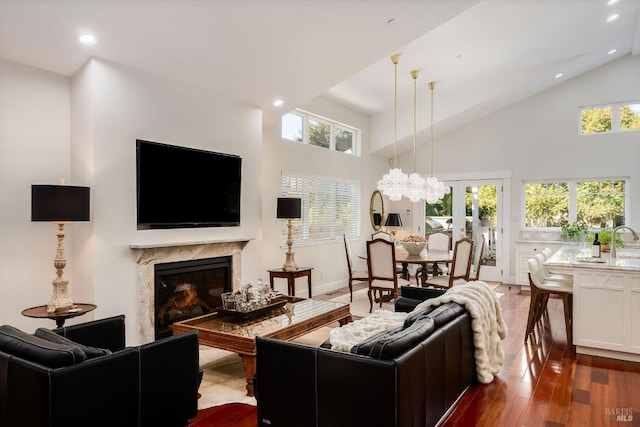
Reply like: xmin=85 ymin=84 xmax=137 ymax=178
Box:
xmin=189 ymin=283 xmax=640 ymax=426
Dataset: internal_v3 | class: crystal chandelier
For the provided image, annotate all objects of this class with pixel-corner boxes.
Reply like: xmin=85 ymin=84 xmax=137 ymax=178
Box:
xmin=377 ymin=54 xmax=408 ymax=202
xmin=423 ymin=81 xmax=450 ymax=204
xmin=404 ymin=69 xmax=426 ymax=203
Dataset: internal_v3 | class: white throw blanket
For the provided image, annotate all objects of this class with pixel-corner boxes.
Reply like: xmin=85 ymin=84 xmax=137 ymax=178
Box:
xmin=329 ymin=310 xmax=408 ymax=352
xmin=411 ymin=281 xmax=508 ymax=384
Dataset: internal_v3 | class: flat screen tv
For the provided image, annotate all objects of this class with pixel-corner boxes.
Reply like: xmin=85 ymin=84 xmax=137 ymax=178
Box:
xmin=136 ymin=139 xmax=241 ymax=229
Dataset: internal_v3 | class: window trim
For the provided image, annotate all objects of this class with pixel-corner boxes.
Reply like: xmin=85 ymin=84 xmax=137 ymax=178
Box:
xmin=281 ymin=109 xmax=361 ymax=156
xmin=521 ymin=177 xmax=629 ymax=230
xmin=579 ymin=100 xmax=640 ymax=135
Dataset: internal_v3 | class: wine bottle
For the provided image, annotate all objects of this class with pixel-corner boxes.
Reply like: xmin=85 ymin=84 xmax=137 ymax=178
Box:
xmin=592 ymin=232 xmax=601 ymax=258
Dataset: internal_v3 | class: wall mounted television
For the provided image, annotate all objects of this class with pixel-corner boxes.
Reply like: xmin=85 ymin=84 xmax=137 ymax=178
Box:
xmin=136 ymin=139 xmax=241 ymax=229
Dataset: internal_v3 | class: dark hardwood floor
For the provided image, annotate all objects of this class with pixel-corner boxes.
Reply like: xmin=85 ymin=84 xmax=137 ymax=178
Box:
xmin=190 ymin=283 xmax=640 ymax=427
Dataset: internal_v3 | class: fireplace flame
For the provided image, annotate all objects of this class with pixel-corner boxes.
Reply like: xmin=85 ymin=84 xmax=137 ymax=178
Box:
xmin=176 ymin=286 xmax=198 ymax=309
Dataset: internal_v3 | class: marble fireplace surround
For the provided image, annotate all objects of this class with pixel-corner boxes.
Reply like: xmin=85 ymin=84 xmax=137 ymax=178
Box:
xmin=130 ymin=238 xmax=253 ymax=343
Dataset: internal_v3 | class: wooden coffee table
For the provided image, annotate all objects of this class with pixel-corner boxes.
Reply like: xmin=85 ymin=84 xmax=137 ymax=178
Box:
xmin=172 ymin=296 xmax=351 ymax=396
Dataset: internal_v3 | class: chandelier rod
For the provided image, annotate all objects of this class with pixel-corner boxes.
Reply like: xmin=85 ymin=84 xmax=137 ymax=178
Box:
xmin=429 ymin=81 xmax=436 ymax=177
xmin=411 ymin=70 xmax=418 ymax=173
xmin=392 ymin=54 xmax=399 ymax=168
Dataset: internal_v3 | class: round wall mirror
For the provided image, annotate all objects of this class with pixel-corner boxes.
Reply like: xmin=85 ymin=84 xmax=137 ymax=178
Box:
xmin=370 ymin=190 xmax=384 ymax=231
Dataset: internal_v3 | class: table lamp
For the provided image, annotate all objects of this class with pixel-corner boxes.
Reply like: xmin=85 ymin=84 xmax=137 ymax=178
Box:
xmin=277 ymin=197 xmax=302 ymax=272
xmin=32 ymin=182 xmax=90 ymax=313
xmin=385 ymin=213 xmax=403 ymax=240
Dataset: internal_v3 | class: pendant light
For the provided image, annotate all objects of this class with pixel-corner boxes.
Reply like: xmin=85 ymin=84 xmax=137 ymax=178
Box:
xmin=404 ymin=69 xmax=426 ymax=203
xmin=377 ymin=54 xmax=408 ymax=202
xmin=423 ymin=81 xmax=450 ymax=204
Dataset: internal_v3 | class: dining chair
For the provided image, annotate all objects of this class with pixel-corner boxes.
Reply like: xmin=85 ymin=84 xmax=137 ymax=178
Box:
xmin=525 ymin=258 xmax=573 ymax=346
xmin=426 ymin=231 xmax=451 ymax=276
xmin=343 ymin=234 xmax=369 ymax=302
xmin=366 ymin=238 xmax=411 ymax=313
xmin=468 ymin=235 xmax=485 ymax=281
xmin=424 ymin=237 xmax=474 ymax=289
xmin=371 ymin=231 xmax=392 ymax=242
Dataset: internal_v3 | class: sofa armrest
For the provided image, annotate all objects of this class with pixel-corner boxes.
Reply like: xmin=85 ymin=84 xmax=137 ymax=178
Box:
xmin=395 ymin=286 xmax=445 ymax=312
xmin=54 ymin=314 xmax=125 ymax=352
xmin=139 ymin=330 xmax=199 ymax=427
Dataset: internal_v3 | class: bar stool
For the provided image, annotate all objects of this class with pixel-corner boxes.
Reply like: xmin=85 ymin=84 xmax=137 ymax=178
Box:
xmin=534 ymin=253 xmax=573 ymax=282
xmin=525 ymin=258 xmax=574 ymax=346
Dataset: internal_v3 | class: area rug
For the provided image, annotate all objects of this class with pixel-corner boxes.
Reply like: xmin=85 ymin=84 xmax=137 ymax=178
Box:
xmin=196 ymin=327 xmax=331 ymax=409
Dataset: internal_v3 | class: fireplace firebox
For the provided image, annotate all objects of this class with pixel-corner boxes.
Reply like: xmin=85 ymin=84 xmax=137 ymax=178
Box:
xmin=154 ymin=257 xmax=231 ymax=339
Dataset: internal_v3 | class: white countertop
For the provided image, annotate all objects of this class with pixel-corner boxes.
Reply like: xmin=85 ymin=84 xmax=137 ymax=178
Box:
xmin=545 ymin=245 xmax=640 ymax=272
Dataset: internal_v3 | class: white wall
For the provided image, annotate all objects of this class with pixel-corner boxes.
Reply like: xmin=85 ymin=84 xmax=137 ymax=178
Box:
xmin=262 ymin=96 xmax=388 ymax=296
xmin=0 ymin=59 xmax=75 ymax=330
xmin=71 ymin=59 xmax=264 ymax=343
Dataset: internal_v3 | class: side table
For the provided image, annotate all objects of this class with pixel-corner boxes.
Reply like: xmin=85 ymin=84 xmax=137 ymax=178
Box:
xmin=21 ymin=303 xmax=97 ymax=328
xmin=268 ymin=267 xmax=313 ymax=297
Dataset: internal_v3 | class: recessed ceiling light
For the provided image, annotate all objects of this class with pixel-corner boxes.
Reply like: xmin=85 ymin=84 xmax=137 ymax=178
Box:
xmin=554 ymin=73 xmax=564 ymax=79
xmin=608 ymin=48 xmax=617 ymax=55
xmin=273 ymin=99 xmax=284 ymax=107
xmin=78 ymin=34 xmax=97 ymax=45
xmin=607 ymin=13 xmax=619 ymax=23
xmin=607 ymin=0 xmax=619 ymax=5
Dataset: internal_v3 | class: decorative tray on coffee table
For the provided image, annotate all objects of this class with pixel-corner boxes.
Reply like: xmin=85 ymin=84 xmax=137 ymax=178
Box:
xmin=216 ymin=296 xmax=289 ymax=320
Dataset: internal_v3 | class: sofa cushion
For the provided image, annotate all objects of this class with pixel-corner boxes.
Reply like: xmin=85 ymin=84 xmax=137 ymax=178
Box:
xmin=34 ymin=327 xmax=111 ymax=358
xmin=0 ymin=325 xmax=87 ymax=368
xmin=367 ymin=317 xmax=436 ymax=360
xmin=403 ymin=305 xmax=437 ymax=328
xmin=405 ymin=302 xmax=466 ymax=329
xmin=350 ymin=326 xmax=403 ymax=356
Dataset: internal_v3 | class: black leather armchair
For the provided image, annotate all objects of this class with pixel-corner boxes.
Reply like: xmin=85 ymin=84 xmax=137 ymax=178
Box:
xmin=0 ymin=315 xmax=200 ymax=427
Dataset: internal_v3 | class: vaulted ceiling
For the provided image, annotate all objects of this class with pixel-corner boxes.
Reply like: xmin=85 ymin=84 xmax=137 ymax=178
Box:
xmin=1 ymin=0 xmax=638 ymax=157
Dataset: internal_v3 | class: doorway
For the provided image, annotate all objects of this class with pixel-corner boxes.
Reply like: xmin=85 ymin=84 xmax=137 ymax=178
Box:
xmin=422 ymin=179 xmax=503 ymax=282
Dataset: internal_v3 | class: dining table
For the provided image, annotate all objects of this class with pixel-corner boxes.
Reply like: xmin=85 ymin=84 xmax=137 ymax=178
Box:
xmin=394 ymin=247 xmax=453 ymax=286
xmin=359 ymin=247 xmax=453 ymax=287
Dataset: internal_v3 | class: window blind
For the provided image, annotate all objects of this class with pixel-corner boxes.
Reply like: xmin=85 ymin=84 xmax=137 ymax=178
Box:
xmin=280 ymin=171 xmax=361 ymax=246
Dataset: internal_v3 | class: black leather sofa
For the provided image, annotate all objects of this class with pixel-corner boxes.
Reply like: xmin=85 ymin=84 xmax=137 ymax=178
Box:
xmin=0 ymin=315 xmax=200 ymax=427
xmin=255 ymin=286 xmax=476 ymax=427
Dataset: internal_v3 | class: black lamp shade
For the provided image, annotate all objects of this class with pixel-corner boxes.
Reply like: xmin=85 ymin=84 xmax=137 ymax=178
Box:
xmin=277 ymin=197 xmax=302 ymax=219
xmin=31 ymin=185 xmax=90 ymax=222
xmin=373 ymin=213 xmax=382 ymax=226
xmin=385 ymin=213 xmax=402 ymax=227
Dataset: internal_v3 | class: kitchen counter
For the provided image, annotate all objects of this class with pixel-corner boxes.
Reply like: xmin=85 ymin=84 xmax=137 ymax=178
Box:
xmin=546 ymin=245 xmax=640 ymax=272
xmin=544 ymin=246 xmax=640 ymax=362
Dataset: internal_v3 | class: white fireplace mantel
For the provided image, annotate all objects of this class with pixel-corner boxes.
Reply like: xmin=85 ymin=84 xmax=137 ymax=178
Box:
xmin=131 ymin=237 xmax=254 ymax=343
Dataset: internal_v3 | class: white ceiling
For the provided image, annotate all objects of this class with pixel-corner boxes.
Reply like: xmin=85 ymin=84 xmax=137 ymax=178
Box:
xmin=1 ymin=0 xmax=639 ymax=157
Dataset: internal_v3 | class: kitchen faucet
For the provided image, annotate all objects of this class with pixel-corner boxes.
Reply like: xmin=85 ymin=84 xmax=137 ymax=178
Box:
xmin=610 ymin=225 xmax=640 ymax=258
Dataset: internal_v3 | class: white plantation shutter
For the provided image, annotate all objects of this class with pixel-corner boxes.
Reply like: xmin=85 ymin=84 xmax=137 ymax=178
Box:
xmin=280 ymin=171 xmax=361 ymax=246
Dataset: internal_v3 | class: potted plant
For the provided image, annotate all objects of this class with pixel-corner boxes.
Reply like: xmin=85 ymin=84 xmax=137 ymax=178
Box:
xmin=586 ymin=230 xmax=623 ymax=252
xmin=560 ymin=221 xmax=587 ymax=242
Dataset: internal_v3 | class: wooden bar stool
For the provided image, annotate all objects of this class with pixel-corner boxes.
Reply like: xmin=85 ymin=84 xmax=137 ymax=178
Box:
xmin=525 ymin=258 xmax=574 ymax=346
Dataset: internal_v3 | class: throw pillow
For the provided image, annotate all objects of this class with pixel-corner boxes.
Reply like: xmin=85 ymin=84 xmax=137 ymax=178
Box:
xmin=35 ymin=327 xmax=112 ymax=358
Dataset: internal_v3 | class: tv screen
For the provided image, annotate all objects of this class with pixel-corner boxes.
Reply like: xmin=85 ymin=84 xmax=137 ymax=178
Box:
xmin=136 ymin=140 xmax=241 ymax=229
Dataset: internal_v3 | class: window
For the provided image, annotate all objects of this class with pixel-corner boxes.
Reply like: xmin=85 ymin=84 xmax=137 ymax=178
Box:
xmin=280 ymin=172 xmax=361 ymax=246
xmin=524 ymin=179 xmax=626 ymax=229
xmin=581 ymin=101 xmax=640 ymax=134
xmin=281 ymin=109 xmax=360 ymax=155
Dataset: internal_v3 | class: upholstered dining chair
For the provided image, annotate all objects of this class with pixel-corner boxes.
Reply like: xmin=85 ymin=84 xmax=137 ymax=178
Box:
xmin=525 ymin=258 xmax=573 ymax=346
xmin=366 ymin=239 xmax=411 ymax=313
xmin=424 ymin=237 xmax=474 ymax=289
xmin=427 ymin=231 xmax=451 ymax=276
xmin=343 ymin=234 xmax=369 ymax=302
xmin=371 ymin=230 xmax=392 ymax=241
xmin=468 ymin=235 xmax=485 ymax=281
